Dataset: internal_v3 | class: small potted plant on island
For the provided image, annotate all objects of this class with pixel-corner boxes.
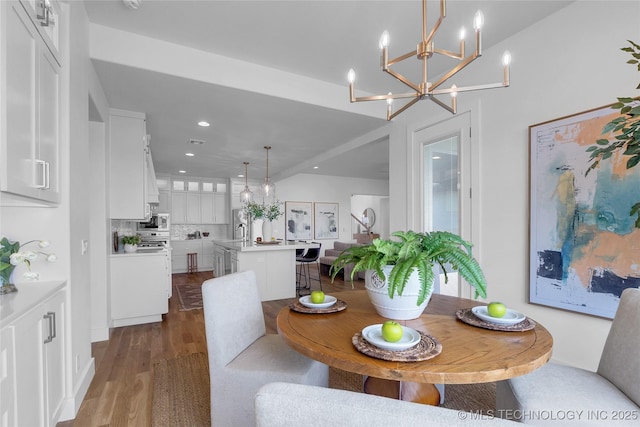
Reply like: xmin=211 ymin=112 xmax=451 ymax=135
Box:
xmin=122 ymin=234 xmax=141 ymax=253
xmin=331 ymin=230 xmax=487 ymax=320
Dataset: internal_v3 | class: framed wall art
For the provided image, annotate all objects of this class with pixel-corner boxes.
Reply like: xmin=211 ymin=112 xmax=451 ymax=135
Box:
xmin=529 ymin=102 xmax=640 ymax=319
xmin=314 ymin=202 xmax=339 ymax=239
xmin=285 ymin=201 xmax=313 ymax=240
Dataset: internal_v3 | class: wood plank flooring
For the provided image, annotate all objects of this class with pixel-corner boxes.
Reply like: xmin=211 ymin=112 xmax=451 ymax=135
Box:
xmin=58 ymin=267 xmax=361 ymax=427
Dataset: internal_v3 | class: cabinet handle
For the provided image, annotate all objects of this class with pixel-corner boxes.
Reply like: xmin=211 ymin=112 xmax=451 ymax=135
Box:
xmin=42 ymin=311 xmax=55 ymax=344
xmin=49 ymin=311 xmax=57 ymax=339
xmin=35 ymin=159 xmax=50 ymax=189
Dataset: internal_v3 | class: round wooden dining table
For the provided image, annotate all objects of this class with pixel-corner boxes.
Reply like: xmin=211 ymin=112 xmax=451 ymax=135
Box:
xmin=277 ymin=290 xmax=553 ymax=405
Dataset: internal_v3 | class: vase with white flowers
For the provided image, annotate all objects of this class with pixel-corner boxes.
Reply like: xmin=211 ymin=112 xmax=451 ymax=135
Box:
xmin=0 ymin=237 xmax=57 ymax=295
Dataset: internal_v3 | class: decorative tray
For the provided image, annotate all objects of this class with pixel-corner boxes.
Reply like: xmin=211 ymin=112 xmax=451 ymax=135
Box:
xmin=289 ymin=299 xmax=347 ymax=314
xmin=456 ymin=308 xmax=536 ymax=332
xmin=256 ymin=240 xmax=281 ymax=245
xmin=352 ymin=330 xmax=442 ymax=362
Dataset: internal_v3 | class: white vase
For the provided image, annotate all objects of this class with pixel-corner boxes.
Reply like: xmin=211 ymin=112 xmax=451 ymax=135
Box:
xmin=365 ymin=265 xmax=437 ymax=320
xmin=124 ymin=244 xmax=138 ymax=253
xmin=252 ymin=219 xmax=264 ymax=241
xmin=262 ymin=220 xmax=273 ymax=241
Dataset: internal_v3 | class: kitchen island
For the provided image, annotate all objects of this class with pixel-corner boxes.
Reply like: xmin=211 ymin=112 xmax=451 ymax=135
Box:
xmin=212 ymin=240 xmax=319 ymax=301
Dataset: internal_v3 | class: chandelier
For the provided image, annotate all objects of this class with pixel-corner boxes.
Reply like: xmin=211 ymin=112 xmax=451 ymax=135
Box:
xmin=261 ymin=146 xmax=275 ymax=200
xmin=347 ymin=0 xmax=511 ymax=120
xmin=240 ymin=161 xmax=253 ymax=203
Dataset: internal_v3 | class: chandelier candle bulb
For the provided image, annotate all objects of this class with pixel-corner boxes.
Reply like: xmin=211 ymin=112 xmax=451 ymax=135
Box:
xmin=473 ymin=10 xmax=484 ymax=31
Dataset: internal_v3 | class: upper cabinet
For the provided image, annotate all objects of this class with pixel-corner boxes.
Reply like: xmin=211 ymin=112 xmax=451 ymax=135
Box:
xmin=109 ymin=109 xmax=151 ymax=220
xmin=1 ymin=0 xmax=61 ymax=204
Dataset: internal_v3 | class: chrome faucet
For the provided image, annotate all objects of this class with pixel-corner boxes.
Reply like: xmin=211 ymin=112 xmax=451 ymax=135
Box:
xmin=236 ymin=223 xmax=246 ymax=241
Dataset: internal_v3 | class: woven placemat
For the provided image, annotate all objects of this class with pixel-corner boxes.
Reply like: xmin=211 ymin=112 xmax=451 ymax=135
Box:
xmin=289 ymin=299 xmax=347 ymax=314
xmin=456 ymin=308 xmax=536 ymax=332
xmin=352 ymin=331 xmax=442 ymax=362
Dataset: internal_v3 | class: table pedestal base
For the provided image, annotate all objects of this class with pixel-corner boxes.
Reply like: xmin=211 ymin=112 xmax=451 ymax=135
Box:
xmin=363 ymin=377 xmax=440 ymax=406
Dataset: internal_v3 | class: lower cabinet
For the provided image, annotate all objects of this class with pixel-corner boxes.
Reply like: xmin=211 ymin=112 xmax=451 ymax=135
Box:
xmin=171 ymin=240 xmax=214 ymax=273
xmin=2 ymin=285 xmax=66 ymax=427
xmin=110 ymin=252 xmax=170 ymax=327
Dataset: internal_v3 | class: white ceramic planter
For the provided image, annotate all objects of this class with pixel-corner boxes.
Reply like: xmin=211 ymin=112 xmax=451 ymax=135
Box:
xmin=124 ymin=244 xmax=138 ymax=253
xmin=262 ymin=220 xmax=273 ymax=241
xmin=365 ymin=265 xmax=437 ymax=320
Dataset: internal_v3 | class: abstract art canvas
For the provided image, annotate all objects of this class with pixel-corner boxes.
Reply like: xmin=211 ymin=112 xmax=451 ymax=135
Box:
xmin=314 ymin=202 xmax=339 ymax=239
xmin=285 ymin=201 xmax=313 ymax=240
xmin=529 ymin=103 xmax=640 ymax=318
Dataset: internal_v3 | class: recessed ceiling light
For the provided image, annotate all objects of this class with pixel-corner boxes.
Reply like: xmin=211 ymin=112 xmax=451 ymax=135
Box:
xmin=185 ymin=152 xmax=195 ymax=157
xmin=313 ymin=166 xmax=319 ymax=169
xmin=432 ymin=156 xmax=441 ymax=160
xmin=178 ymin=170 xmax=186 ymax=174
xmin=238 ymin=174 xmax=245 ymax=178
xmin=197 ymin=121 xmax=210 ymax=127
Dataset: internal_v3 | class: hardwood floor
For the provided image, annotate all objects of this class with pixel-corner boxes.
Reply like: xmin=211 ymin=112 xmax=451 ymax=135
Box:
xmin=58 ymin=266 xmax=362 ymax=427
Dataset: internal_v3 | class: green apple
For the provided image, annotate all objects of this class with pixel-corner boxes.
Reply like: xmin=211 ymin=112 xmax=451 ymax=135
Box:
xmin=381 ymin=320 xmax=403 ymax=342
xmin=310 ymin=290 xmax=325 ymax=304
xmin=487 ymin=302 xmax=507 ymax=318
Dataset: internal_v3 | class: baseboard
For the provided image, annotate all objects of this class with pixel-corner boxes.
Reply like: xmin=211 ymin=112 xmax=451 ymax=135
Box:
xmin=91 ymin=326 xmax=109 ymax=343
xmin=58 ymin=357 xmax=95 ymax=421
xmin=112 ymin=314 xmax=162 ymax=327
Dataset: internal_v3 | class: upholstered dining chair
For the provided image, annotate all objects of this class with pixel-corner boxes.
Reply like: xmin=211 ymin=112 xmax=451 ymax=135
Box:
xmin=496 ymin=287 xmax=640 ymax=425
xmin=202 ymin=270 xmax=329 ymax=426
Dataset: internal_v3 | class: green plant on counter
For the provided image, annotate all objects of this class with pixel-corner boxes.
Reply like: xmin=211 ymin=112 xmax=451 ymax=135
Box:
xmin=122 ymin=235 xmax=141 ymax=245
xmin=244 ymin=200 xmax=283 ymax=222
xmin=330 ymin=230 xmax=487 ymax=305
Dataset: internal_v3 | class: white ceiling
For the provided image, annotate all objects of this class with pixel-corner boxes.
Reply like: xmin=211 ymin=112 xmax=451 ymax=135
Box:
xmin=84 ymin=0 xmax=574 ymax=182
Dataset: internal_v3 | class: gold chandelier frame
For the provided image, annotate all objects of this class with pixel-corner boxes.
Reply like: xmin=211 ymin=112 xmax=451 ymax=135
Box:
xmin=347 ymin=0 xmax=511 ymax=120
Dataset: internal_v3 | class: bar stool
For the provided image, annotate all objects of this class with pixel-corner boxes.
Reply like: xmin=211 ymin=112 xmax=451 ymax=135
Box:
xmin=187 ymin=253 xmax=198 ymax=273
xmin=296 ymin=243 xmax=322 ymax=296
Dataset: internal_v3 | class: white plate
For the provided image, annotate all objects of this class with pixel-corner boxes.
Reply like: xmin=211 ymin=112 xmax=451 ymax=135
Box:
xmin=361 ymin=324 xmax=421 ymax=351
xmin=299 ymin=295 xmax=337 ymax=309
xmin=472 ymin=306 xmax=526 ymax=325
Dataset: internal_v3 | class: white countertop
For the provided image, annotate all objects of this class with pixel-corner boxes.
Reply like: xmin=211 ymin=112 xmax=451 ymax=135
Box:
xmin=212 ymin=239 xmax=318 ymax=252
xmin=0 ymin=280 xmax=67 ymax=324
xmin=111 ymin=248 xmax=169 ymax=256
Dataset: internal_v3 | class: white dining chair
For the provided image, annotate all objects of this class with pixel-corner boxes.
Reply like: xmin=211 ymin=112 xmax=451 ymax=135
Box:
xmin=202 ymin=270 xmax=329 ymax=426
xmin=496 ymin=287 xmax=640 ymax=424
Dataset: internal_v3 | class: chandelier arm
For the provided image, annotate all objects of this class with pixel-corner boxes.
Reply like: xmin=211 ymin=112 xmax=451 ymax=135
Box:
xmin=388 ymin=96 xmax=422 ymax=121
xmin=353 ymin=92 xmax=419 ymax=103
xmin=387 ymin=49 xmax=419 ymax=67
xmin=429 ymin=95 xmax=456 ymax=114
xmin=384 ymin=68 xmax=422 ymax=93
xmin=429 ymin=51 xmax=480 ymax=91
xmin=432 ymin=47 xmax=464 ymax=60
xmin=432 ymin=81 xmax=509 ymax=96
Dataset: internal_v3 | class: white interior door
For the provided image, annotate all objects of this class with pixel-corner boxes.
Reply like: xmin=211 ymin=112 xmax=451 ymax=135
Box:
xmin=411 ymin=112 xmax=472 ymax=297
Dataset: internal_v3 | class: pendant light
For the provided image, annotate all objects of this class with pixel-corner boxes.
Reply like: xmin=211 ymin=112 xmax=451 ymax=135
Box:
xmin=240 ymin=161 xmax=253 ymax=203
xmin=261 ymin=146 xmax=275 ymax=200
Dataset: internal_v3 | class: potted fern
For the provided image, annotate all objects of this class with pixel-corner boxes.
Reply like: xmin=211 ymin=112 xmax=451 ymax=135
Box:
xmin=331 ymin=230 xmax=487 ymax=319
xmin=122 ymin=234 xmax=141 ymax=253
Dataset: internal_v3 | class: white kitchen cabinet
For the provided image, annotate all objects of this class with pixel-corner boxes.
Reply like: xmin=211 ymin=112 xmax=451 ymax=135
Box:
xmin=110 ymin=252 xmax=169 ymax=327
xmin=201 ymin=240 xmax=214 ymax=271
xmin=201 ymin=193 xmax=228 ymax=224
xmin=1 ymin=0 xmax=61 ymax=204
xmin=171 ymin=192 xmax=200 ymax=224
xmin=109 ymin=109 xmax=149 ymax=220
xmin=2 ymin=285 xmax=66 ymax=427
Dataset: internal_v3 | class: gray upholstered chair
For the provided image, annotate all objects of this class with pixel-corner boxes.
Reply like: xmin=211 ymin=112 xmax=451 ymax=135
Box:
xmin=255 ymin=382 xmax=520 ymax=427
xmin=496 ymin=287 xmax=640 ymax=425
xmin=202 ymin=270 xmax=329 ymax=426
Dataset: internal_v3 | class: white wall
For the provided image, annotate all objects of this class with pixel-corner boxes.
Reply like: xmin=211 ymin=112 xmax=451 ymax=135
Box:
xmin=391 ymin=0 xmax=640 ymax=370
xmin=271 ymin=173 xmax=388 ymax=252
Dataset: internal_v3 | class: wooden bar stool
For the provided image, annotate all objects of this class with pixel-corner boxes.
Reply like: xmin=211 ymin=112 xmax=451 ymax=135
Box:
xmin=187 ymin=253 xmax=198 ymax=273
